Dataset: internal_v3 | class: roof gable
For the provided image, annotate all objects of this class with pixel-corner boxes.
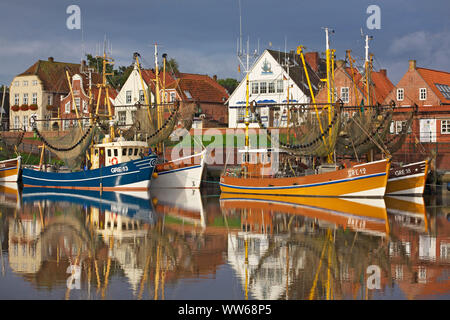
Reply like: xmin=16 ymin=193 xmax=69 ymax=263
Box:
xmin=416 ymin=67 xmax=450 ymax=102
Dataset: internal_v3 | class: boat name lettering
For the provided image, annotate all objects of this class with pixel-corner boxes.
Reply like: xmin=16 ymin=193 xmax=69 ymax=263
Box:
xmin=347 ymin=218 xmax=366 ymax=229
xmin=111 ymin=166 xmax=129 ymax=174
xmin=394 ymin=168 xmax=411 ymax=176
xmin=348 ymin=167 xmax=367 ymax=177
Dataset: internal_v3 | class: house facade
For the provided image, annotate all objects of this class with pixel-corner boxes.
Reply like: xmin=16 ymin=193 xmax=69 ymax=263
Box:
xmin=383 ymin=60 xmax=450 ymax=169
xmin=228 ymin=49 xmax=323 ymax=128
xmin=57 ymin=74 xmax=116 ymax=131
xmin=9 ymin=57 xmax=82 ymax=132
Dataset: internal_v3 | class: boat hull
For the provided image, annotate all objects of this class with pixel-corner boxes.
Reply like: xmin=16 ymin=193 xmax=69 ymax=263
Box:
xmin=220 ymin=159 xmax=390 ymax=198
xmin=22 ymin=156 xmax=157 ymax=191
xmin=151 ymin=151 xmax=205 ymax=189
xmin=0 ymin=157 xmax=21 ymax=183
xmin=386 ymin=160 xmax=428 ymax=196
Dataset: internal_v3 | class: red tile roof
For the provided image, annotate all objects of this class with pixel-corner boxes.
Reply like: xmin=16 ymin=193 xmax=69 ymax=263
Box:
xmin=171 ymin=73 xmax=229 ymax=103
xmin=140 ymin=69 xmax=176 ymax=93
xmin=416 ymin=67 xmax=450 ymax=102
xmin=343 ymin=67 xmax=394 ymax=104
xmin=18 ymin=58 xmax=82 ymax=93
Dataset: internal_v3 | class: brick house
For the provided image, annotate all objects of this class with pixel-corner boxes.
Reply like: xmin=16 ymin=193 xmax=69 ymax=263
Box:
xmin=315 ymin=60 xmax=394 ymax=115
xmin=9 ymin=57 xmax=83 ymax=132
xmin=58 ymin=73 xmax=117 ymax=131
xmin=383 ymin=60 xmax=450 ymax=169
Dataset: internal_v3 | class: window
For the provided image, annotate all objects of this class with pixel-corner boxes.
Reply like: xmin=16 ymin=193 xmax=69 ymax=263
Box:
xmin=237 ymin=107 xmax=245 ymax=123
xmin=23 ymin=93 xmax=28 ymax=104
xmin=441 ymin=120 xmax=450 ymax=134
xmin=126 ymin=90 xmax=132 ymax=103
xmin=252 ymin=82 xmax=259 ymax=94
xmin=107 ymin=149 xmax=111 ymax=157
xmin=32 ymin=93 xmax=37 ymax=104
xmin=259 ymin=82 xmax=267 ymax=94
xmin=14 ymin=81 xmax=19 ymax=87
xmin=340 ymin=87 xmax=349 ymax=103
xmin=83 ymin=100 xmax=88 ymax=113
xmin=435 ymin=83 xmax=450 ymax=100
xmin=268 ymin=82 xmax=275 ymax=93
xmin=170 ymin=92 xmax=176 ymax=102
xmin=139 ymin=90 xmax=144 ymax=102
xmin=277 ymin=80 xmax=283 ymax=93
xmin=113 ymin=149 xmax=118 ymax=157
xmin=122 ymin=148 xmax=127 ymax=156
xmin=47 ymin=95 xmax=52 ymax=106
xmin=23 ymin=80 xmax=28 ymax=86
xmin=14 ymin=94 xmax=19 ymax=105
xmin=420 ymin=88 xmax=427 ymax=101
xmin=23 ymin=115 xmax=28 ymax=130
xmin=134 ymin=148 xmax=138 ymax=156
xmin=14 ymin=116 xmax=20 ymax=129
xmin=128 ymin=148 xmax=133 ymax=156
xmin=32 ymin=80 xmax=38 ymax=86
xmin=65 ymin=102 xmax=71 ymax=113
xmin=118 ymin=111 xmax=126 ymax=125
xmin=74 ymin=98 xmax=80 ymax=110
xmin=397 ymin=88 xmax=404 ymax=101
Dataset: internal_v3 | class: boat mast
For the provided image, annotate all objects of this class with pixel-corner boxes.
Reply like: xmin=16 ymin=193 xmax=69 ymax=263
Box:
xmin=154 ymin=43 xmax=163 ymax=154
xmin=322 ymin=27 xmax=335 ymax=163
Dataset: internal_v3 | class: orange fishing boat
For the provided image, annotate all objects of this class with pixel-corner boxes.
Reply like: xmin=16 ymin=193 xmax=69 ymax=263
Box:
xmin=386 ymin=160 xmax=428 ymax=196
xmin=0 ymin=156 xmax=21 ymax=183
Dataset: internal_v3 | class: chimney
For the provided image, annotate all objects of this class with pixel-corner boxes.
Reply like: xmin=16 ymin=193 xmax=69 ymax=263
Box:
xmin=379 ymin=69 xmax=387 ymax=77
xmin=409 ymin=60 xmax=416 ymax=71
xmin=335 ymin=60 xmax=346 ymax=69
xmin=48 ymin=57 xmax=54 ymax=62
xmin=213 ymin=75 xmax=217 ymax=81
xmin=304 ymin=52 xmax=319 ymax=73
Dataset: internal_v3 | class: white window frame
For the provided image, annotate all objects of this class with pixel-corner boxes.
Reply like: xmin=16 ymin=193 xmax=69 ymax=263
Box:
xmin=268 ymin=82 xmax=275 ymax=94
xmin=14 ymin=81 xmax=19 ymax=87
xmin=340 ymin=87 xmax=349 ymax=103
xmin=441 ymin=120 xmax=450 ymax=134
xmin=419 ymin=88 xmax=427 ymax=101
xmin=126 ymin=90 xmax=132 ymax=104
xmin=32 ymin=80 xmax=38 ymax=86
xmin=32 ymin=93 xmax=37 ymax=104
xmin=397 ymin=88 xmax=404 ymax=101
xmin=74 ymin=98 xmax=80 ymax=110
xmin=259 ymin=82 xmax=267 ymax=94
xmin=23 ymin=80 xmax=28 ymax=87
xmin=170 ymin=92 xmax=176 ymax=102
xmin=65 ymin=101 xmax=71 ymax=114
xmin=276 ymin=80 xmax=283 ymax=93
xmin=47 ymin=95 xmax=52 ymax=106
xmin=252 ymin=82 xmax=259 ymax=94
xmin=139 ymin=90 xmax=145 ymax=102
xmin=23 ymin=93 xmax=28 ymax=105
xmin=23 ymin=115 xmax=28 ymax=131
xmin=14 ymin=94 xmax=19 ymax=105
xmin=14 ymin=116 xmax=20 ymax=129
xmin=118 ymin=111 xmax=126 ymax=125
xmin=82 ymin=100 xmax=88 ymax=113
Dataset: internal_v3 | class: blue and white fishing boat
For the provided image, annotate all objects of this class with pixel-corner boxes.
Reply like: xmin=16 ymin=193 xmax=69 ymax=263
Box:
xmin=22 ymin=139 xmax=157 ymax=191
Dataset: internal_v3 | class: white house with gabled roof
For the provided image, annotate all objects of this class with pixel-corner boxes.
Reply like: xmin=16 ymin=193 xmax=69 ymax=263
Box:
xmin=228 ymin=49 xmax=324 ymax=128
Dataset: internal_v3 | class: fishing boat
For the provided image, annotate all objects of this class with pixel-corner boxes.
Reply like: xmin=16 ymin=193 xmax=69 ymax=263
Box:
xmin=386 ymin=160 xmax=428 ymax=196
xmin=0 ymin=156 xmax=21 ymax=183
xmin=220 ymin=33 xmax=391 ymax=198
xmin=21 ymin=52 xmax=157 ymax=191
xmin=125 ymin=50 xmax=206 ymax=189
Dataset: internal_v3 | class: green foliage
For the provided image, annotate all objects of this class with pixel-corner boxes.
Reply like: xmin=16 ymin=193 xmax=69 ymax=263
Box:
xmin=160 ymin=58 xmax=179 ymax=74
xmin=217 ymin=78 xmax=239 ymax=95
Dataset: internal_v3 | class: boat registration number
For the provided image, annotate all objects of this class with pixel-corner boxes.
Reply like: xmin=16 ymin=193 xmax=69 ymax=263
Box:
xmin=111 ymin=166 xmax=129 ymax=174
xmin=393 ymin=168 xmax=411 ymax=176
xmin=348 ymin=167 xmax=367 ymax=178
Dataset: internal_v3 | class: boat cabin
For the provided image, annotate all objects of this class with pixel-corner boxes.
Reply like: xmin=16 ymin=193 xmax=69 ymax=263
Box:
xmin=90 ymin=137 xmax=149 ymax=169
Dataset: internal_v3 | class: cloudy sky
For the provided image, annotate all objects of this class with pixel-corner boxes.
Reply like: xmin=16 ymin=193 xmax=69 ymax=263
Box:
xmin=0 ymin=0 xmax=449 ymax=86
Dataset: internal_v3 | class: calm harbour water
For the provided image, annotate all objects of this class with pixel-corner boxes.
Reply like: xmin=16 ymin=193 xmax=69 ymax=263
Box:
xmin=0 ymin=183 xmax=448 ymax=300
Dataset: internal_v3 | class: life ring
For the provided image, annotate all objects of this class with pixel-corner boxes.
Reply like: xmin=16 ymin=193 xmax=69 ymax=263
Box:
xmin=111 ymin=157 xmax=118 ymax=165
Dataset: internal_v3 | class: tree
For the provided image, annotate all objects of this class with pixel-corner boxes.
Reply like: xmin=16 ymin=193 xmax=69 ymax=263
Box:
xmin=217 ymin=78 xmax=239 ymax=95
xmin=159 ymin=58 xmax=179 ymax=75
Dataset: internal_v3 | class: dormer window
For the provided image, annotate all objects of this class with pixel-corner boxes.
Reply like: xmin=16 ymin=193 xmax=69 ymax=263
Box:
xmin=420 ymin=88 xmax=427 ymax=101
xmin=397 ymin=88 xmax=404 ymax=101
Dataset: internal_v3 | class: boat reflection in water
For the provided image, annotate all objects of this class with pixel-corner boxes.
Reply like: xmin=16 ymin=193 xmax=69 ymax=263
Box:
xmin=0 ymin=182 xmax=21 ymax=210
xmin=220 ymin=194 xmax=390 ymax=300
xmin=150 ymin=188 xmax=206 ymax=230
